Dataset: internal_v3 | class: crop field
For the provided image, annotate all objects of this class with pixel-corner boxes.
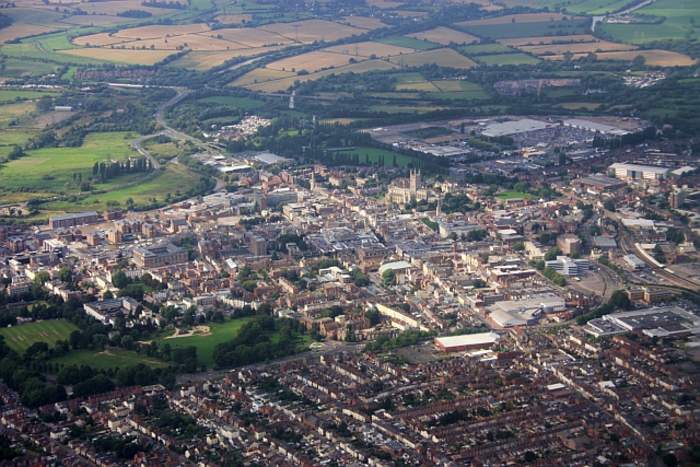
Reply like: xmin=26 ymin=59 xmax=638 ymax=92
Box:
xmin=519 ymin=40 xmax=635 ymax=55
xmin=41 ymin=163 xmax=204 ymax=212
xmin=231 ymin=67 xmax=297 ymax=87
xmin=171 ymin=46 xmax=284 ymax=70
xmin=258 ymin=19 xmax=364 ymax=43
xmin=457 ymin=17 xmax=591 ymax=39
xmin=0 ymin=319 xmax=78 ymax=354
xmin=203 ymin=28 xmax=293 ymax=47
xmin=545 ymin=49 xmax=697 ymax=67
xmin=0 ymin=101 xmax=36 ymax=127
xmin=378 ymin=36 xmax=439 ymax=50
xmin=266 ymin=50 xmax=358 ymax=73
xmin=117 ymin=34 xmax=246 ymax=51
xmin=52 ymin=349 xmax=168 ymax=370
xmin=500 ymin=34 xmax=598 ymax=47
xmin=395 ymin=80 xmax=440 ymax=91
xmin=0 ymin=23 xmax=61 ymax=43
xmin=408 ymin=26 xmax=479 ymax=46
xmin=340 ymin=15 xmax=386 ymax=30
xmin=457 ymin=12 xmax=568 ymax=27
xmin=58 ymin=48 xmax=176 ymax=65
xmin=388 ymin=48 xmax=477 ymax=69
xmin=460 ymin=43 xmax=514 ymax=55
xmin=215 ymin=13 xmax=253 ymax=24
xmin=476 ymin=53 xmax=541 ymax=65
xmin=0 ymin=89 xmax=55 ymax=103
xmin=155 ymin=317 xmax=254 ymax=366
xmin=324 ymin=41 xmax=415 ymax=58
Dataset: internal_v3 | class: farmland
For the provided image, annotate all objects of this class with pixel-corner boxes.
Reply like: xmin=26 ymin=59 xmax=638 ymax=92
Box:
xmin=388 ymin=48 xmax=477 ymax=69
xmin=544 ymin=49 xmax=697 ymax=67
xmin=599 ymin=0 xmax=700 ymax=44
xmin=0 ymin=319 xmax=78 ymax=354
xmin=408 ymin=26 xmax=479 ymax=46
xmin=476 ymin=52 xmax=540 ymax=65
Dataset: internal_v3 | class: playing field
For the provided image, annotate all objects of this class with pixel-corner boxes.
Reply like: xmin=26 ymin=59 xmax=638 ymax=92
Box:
xmin=155 ymin=317 xmax=254 ymax=366
xmin=52 ymin=349 xmax=168 ymax=370
xmin=497 ymin=190 xmax=533 ymax=200
xmin=328 ymin=147 xmax=422 ymax=168
xmin=0 ymin=319 xmax=78 ymax=354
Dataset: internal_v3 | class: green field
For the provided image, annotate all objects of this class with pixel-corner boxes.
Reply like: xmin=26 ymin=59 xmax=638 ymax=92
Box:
xmin=52 ymin=349 xmax=168 ymax=370
xmin=328 ymin=146 xmax=421 ymax=167
xmin=476 ymin=53 xmax=540 ymax=65
xmin=460 ymin=43 xmax=514 ymax=55
xmin=155 ymin=317 xmax=254 ymax=366
xmin=379 ymin=36 xmax=440 ymax=50
xmin=497 ymin=190 xmax=533 ymax=200
xmin=461 ymin=19 xmax=590 ymax=39
xmin=40 ymin=163 xmax=204 ymax=212
xmin=0 ymin=319 xmax=78 ymax=354
xmin=599 ymin=0 xmax=700 ymax=43
xmin=0 ymin=89 xmax=56 ymax=104
xmin=564 ymin=0 xmax=634 ymax=14
xmin=0 ymin=131 xmax=137 ymax=196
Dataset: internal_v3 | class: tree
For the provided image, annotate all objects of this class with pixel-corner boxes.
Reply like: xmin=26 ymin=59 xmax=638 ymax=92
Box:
xmin=382 ymin=269 xmax=396 ymax=286
xmin=111 ymin=271 xmax=130 ymax=289
xmin=58 ymin=266 xmax=72 ymax=284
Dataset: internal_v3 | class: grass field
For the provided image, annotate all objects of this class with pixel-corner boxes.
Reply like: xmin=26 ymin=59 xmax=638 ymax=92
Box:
xmin=598 ymin=0 xmax=700 ymax=44
xmin=155 ymin=317 xmax=254 ymax=366
xmin=328 ymin=146 xmax=421 ymax=167
xmin=0 ymin=132 xmax=137 ymax=196
xmin=545 ymin=49 xmax=696 ymax=67
xmin=460 ymin=43 xmax=514 ymax=55
xmin=458 ymin=19 xmax=590 ymax=39
xmin=497 ymin=190 xmax=533 ymax=200
xmin=379 ymin=36 xmax=440 ymax=50
xmin=408 ymin=26 xmax=479 ymax=46
xmin=476 ymin=53 xmax=540 ymax=65
xmin=519 ymin=40 xmax=635 ymax=55
xmin=0 ymin=89 xmax=56 ymax=104
xmin=389 ymin=48 xmax=477 ymax=69
xmin=52 ymin=349 xmax=168 ymax=370
xmin=0 ymin=319 xmax=78 ymax=354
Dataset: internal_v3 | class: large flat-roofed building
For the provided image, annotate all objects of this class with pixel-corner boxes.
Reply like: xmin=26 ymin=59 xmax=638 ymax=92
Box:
xmin=49 ymin=211 xmax=99 ymax=230
xmin=133 ymin=242 xmax=188 ymax=268
xmin=434 ymin=332 xmax=500 ymax=352
xmin=562 ymin=118 xmax=631 ymax=136
xmin=584 ymin=306 xmax=700 ymax=338
xmin=575 ymin=174 xmax=626 ymax=192
xmin=488 ymin=294 xmax=566 ymax=327
xmin=481 ymin=118 xmax=554 ymax=138
xmin=609 ymin=163 xmax=669 ymax=182
xmin=545 ymin=256 xmax=590 ymax=276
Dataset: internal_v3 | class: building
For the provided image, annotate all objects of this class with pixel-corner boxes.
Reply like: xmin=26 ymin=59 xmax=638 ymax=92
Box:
xmin=249 ymin=236 xmax=267 ymax=256
xmin=557 ymin=234 xmax=581 ymax=257
xmin=387 ymin=170 xmax=429 ymax=205
xmin=669 ymin=187 xmax=686 ymax=209
xmin=575 ymin=174 xmax=626 ymax=193
xmin=133 ymin=242 xmax=188 ymax=268
xmin=608 ymin=163 xmax=669 ymax=183
xmin=623 ymin=254 xmax=646 ymax=271
xmin=488 ymin=294 xmax=566 ymax=327
xmin=84 ymin=297 xmax=139 ymax=325
xmin=545 ymin=256 xmax=590 ymax=276
xmin=434 ymin=332 xmax=500 ymax=352
xmin=584 ymin=306 xmax=700 ymax=338
xmin=49 ymin=211 xmax=99 ymax=230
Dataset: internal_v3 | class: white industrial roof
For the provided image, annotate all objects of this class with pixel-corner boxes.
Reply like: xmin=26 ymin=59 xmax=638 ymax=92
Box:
xmin=435 ymin=332 xmax=500 ymax=348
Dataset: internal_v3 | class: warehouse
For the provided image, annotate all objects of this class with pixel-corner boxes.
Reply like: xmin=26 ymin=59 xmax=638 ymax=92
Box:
xmin=434 ymin=332 xmax=500 ymax=352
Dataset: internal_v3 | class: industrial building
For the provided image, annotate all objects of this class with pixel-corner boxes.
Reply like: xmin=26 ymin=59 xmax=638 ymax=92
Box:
xmin=434 ymin=332 xmax=500 ymax=352
xmin=584 ymin=306 xmax=700 ymax=338
xmin=49 ymin=211 xmax=99 ymax=230
xmin=608 ymin=163 xmax=669 ymax=183
xmin=545 ymin=256 xmax=590 ymax=276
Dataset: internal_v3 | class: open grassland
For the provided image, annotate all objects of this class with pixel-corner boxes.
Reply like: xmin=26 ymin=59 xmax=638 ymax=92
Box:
xmin=0 ymin=319 xmax=78 ymax=354
xmin=57 ymin=48 xmax=176 ymax=65
xmin=476 ymin=52 xmax=540 ymax=65
xmin=545 ymin=49 xmax=697 ymax=66
xmin=396 ymin=80 xmax=441 ymax=91
xmin=408 ymin=26 xmax=479 ymax=45
xmin=155 ymin=317 xmax=253 ymax=366
xmin=0 ymin=131 xmax=135 ymax=197
xmin=231 ymin=67 xmax=297 ymax=87
xmin=0 ymin=89 xmax=56 ymax=103
xmin=0 ymin=101 xmax=36 ymax=127
xmin=388 ymin=48 xmax=477 ymax=69
xmin=599 ymin=0 xmax=700 ymax=43
xmin=41 ymin=163 xmax=204 ymax=212
xmin=215 ymin=13 xmax=253 ymax=24
xmin=460 ymin=42 xmax=514 ymax=54
xmin=500 ymin=34 xmax=598 ymax=46
xmin=563 ymin=0 xmax=641 ymax=15
xmin=52 ymin=349 xmax=168 ymax=370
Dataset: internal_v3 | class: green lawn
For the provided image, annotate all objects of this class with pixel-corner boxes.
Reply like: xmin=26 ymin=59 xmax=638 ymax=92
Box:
xmin=155 ymin=317 xmax=255 ymax=367
xmin=497 ymin=190 xmax=533 ymax=200
xmin=52 ymin=349 xmax=168 ymax=370
xmin=0 ymin=319 xmax=78 ymax=354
